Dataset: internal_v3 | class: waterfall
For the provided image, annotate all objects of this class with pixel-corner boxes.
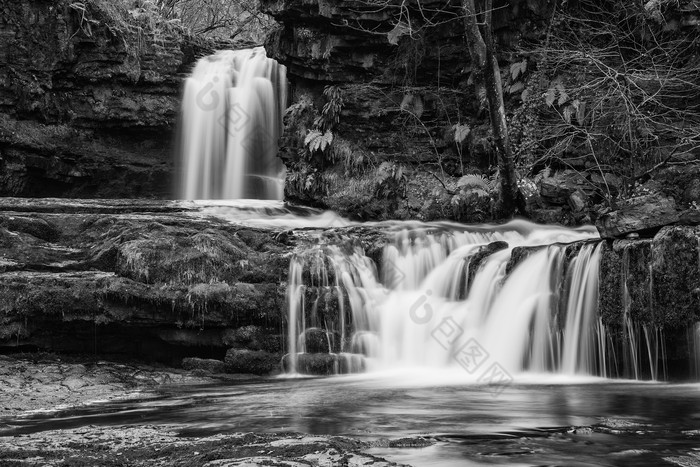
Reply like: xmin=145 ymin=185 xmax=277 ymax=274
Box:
xmin=178 ymin=47 xmax=287 ymax=200
xmin=284 ymin=222 xmax=625 ymax=379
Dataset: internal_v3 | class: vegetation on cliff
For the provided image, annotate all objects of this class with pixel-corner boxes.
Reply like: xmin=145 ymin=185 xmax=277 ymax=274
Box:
xmin=263 ymin=0 xmax=700 ymax=227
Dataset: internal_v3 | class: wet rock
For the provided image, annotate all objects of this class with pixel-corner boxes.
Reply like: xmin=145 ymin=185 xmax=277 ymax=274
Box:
xmin=596 ymin=193 xmax=680 ymax=238
xmin=598 ymin=240 xmax=654 ymax=328
xmin=182 ymin=358 xmax=226 ymax=374
xmin=0 ymin=199 xmax=292 ymax=360
xmin=222 ymin=326 xmax=283 ymax=352
xmin=679 ymin=209 xmax=700 ymax=226
xmin=0 ymin=426 xmax=401 ymax=466
xmin=225 ymin=349 xmax=282 ymax=375
xmin=506 ymin=245 xmax=546 ymax=275
xmin=282 ymin=353 xmax=339 ymax=375
xmin=300 ymin=327 xmax=332 ymax=353
xmin=539 ymin=172 xmax=591 ymax=205
xmin=568 ymin=190 xmax=588 ymax=213
xmin=651 ymin=226 xmax=700 ymax=328
xmin=467 ymin=241 xmax=509 ymax=287
xmin=0 ymin=215 xmax=60 ymax=242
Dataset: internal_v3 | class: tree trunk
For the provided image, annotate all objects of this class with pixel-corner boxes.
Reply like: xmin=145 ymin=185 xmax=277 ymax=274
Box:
xmin=462 ymin=0 xmax=523 ymax=216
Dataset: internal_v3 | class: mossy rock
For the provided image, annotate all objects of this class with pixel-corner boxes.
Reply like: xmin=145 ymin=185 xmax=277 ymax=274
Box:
xmin=224 ymin=349 xmax=281 ymax=375
xmin=282 ymin=353 xmax=339 ymax=375
xmin=181 ymin=357 xmax=225 ymax=374
xmin=651 ymin=226 xmax=700 ymax=328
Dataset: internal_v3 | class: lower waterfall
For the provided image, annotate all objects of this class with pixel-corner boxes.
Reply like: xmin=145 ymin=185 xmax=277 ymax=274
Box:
xmin=284 ymin=221 xmax=664 ymax=380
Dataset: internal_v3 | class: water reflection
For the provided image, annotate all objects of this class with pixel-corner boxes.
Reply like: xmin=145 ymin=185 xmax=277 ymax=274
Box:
xmin=1 ymin=376 xmax=699 ymax=466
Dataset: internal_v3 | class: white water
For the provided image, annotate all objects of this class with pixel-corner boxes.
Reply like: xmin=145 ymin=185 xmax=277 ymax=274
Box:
xmin=179 ymin=48 xmax=287 ymax=200
xmin=285 ymin=221 xmax=620 ymax=379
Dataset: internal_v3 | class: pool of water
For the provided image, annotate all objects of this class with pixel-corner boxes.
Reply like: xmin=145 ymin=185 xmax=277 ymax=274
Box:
xmin=1 ymin=374 xmax=699 ymax=466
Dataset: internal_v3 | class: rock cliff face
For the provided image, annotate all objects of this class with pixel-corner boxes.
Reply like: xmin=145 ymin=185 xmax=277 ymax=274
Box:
xmin=0 ymin=0 xmax=208 ymax=198
xmin=263 ymin=0 xmax=700 ymax=230
xmin=262 ymin=0 xmax=554 ymax=222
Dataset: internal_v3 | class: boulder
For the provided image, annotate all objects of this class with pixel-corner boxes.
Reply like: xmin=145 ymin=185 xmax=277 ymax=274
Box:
xmin=568 ymin=190 xmax=588 ymax=213
xmin=596 ymin=193 xmax=680 ymax=238
xmin=282 ymin=353 xmax=339 ymax=375
xmin=222 ymin=326 xmax=283 ymax=352
xmin=300 ymin=328 xmax=332 ymax=353
xmin=539 ymin=171 xmax=590 ymax=205
xmin=225 ymin=349 xmax=282 ymax=375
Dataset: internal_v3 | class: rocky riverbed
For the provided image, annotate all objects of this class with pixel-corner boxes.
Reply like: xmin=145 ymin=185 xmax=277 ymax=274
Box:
xmin=0 ymin=354 xmax=410 ymax=466
xmin=0 ymin=354 xmax=222 ymax=419
xmin=0 ymin=426 xmax=406 ymax=466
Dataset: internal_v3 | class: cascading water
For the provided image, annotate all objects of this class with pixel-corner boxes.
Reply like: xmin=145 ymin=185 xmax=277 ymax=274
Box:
xmin=285 ymin=221 xmax=623 ymax=379
xmin=178 ymin=47 xmax=287 ymax=200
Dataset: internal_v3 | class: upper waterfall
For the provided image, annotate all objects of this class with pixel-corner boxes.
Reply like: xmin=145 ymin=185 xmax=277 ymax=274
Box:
xmin=178 ymin=48 xmax=287 ymax=200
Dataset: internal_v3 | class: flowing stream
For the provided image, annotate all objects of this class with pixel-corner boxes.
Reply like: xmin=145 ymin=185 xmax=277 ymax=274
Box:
xmin=2 ymin=202 xmax=700 ymax=466
xmin=284 ymin=219 xmax=666 ymax=381
xmin=2 ymin=376 xmax=700 ymax=466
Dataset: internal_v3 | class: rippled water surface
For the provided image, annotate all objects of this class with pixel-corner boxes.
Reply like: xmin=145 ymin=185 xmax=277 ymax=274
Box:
xmin=2 ymin=374 xmax=699 ymax=466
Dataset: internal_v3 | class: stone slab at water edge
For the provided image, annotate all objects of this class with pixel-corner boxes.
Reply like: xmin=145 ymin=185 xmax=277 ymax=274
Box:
xmin=0 ymin=198 xmax=294 ymax=364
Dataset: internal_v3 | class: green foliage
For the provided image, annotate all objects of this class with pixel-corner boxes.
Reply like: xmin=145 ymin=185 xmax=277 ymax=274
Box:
xmin=510 ymin=60 xmax=528 ymax=81
xmin=287 ymin=164 xmax=327 ymax=198
xmin=67 ymin=0 xmax=187 ymax=55
xmin=452 ymin=123 xmax=471 ymax=144
xmin=304 ymin=129 xmax=334 ymax=154
xmin=328 ymin=138 xmax=372 ymax=175
xmin=302 ymin=85 xmax=344 ymax=159
xmin=457 ymin=174 xmax=497 ymax=193
xmin=314 ymin=85 xmax=344 ymax=132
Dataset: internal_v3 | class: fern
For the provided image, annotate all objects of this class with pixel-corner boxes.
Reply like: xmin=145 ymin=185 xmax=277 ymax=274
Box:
xmin=457 ymin=174 xmax=491 ymax=192
xmin=305 ymin=130 xmax=334 ymax=153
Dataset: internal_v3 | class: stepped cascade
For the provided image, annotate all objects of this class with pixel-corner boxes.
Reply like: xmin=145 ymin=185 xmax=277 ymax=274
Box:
xmin=179 ymin=48 xmax=287 ymax=200
xmin=284 ymin=221 xmax=680 ymax=380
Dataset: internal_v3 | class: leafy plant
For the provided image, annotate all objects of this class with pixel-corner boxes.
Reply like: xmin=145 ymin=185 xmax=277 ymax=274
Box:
xmin=457 ymin=174 xmax=496 ymax=192
xmin=314 ymin=85 xmax=344 ymax=132
xmin=453 ymin=123 xmax=471 ymax=144
xmin=304 ymin=130 xmax=334 ymax=154
xmin=304 ymin=85 xmax=344 ymax=158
